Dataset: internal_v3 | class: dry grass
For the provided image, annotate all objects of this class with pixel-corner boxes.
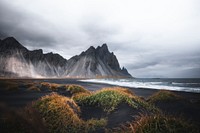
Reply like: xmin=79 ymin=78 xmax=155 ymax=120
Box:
xmin=40 ymin=83 xmax=90 ymax=95
xmin=73 ymin=87 xmax=157 ymax=113
xmin=148 ymin=90 xmax=182 ymax=103
xmin=34 ymin=93 xmax=106 ymax=132
xmin=72 ymin=92 xmax=91 ymax=100
xmin=27 ymin=85 xmax=41 ymax=91
xmin=34 ymin=92 xmax=82 ymax=132
xmin=40 ymin=82 xmax=61 ymax=91
xmin=117 ymin=113 xmax=199 ymax=133
xmin=97 ymin=87 xmax=135 ymax=96
xmin=0 ymin=80 xmax=41 ymax=92
xmin=65 ymin=84 xmax=90 ymax=95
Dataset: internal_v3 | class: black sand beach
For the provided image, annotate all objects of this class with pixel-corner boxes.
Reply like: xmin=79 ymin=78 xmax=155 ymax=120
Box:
xmin=0 ymin=79 xmax=200 ymax=132
xmin=1 ymin=78 xmax=199 ymax=108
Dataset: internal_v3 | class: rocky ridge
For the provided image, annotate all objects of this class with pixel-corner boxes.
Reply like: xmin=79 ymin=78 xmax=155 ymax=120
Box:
xmin=0 ymin=37 xmax=132 ymax=78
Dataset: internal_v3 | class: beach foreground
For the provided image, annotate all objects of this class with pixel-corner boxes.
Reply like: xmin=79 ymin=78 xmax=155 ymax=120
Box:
xmin=0 ymin=79 xmax=200 ymax=133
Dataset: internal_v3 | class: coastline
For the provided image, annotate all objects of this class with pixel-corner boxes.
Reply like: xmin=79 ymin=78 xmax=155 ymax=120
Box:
xmin=0 ymin=78 xmax=200 ymax=108
xmin=0 ymin=78 xmax=200 ymax=132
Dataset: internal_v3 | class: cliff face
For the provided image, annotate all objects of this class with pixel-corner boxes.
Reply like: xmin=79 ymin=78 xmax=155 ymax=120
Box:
xmin=65 ymin=44 xmax=132 ymax=78
xmin=0 ymin=37 xmax=67 ymax=77
xmin=0 ymin=37 xmax=132 ymax=78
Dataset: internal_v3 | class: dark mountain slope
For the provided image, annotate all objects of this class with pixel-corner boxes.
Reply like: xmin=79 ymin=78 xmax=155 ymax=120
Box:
xmin=0 ymin=37 xmax=132 ymax=78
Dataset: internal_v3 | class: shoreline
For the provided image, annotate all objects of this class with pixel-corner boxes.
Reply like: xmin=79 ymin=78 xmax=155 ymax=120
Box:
xmin=0 ymin=78 xmax=200 ymax=132
xmin=0 ymin=78 xmax=200 ymax=108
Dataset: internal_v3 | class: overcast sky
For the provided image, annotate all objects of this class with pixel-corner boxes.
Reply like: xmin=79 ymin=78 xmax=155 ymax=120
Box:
xmin=0 ymin=0 xmax=200 ymax=78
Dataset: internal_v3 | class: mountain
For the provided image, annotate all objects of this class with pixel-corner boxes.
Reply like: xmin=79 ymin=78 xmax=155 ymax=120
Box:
xmin=0 ymin=37 xmax=132 ymax=78
xmin=65 ymin=44 xmax=132 ymax=78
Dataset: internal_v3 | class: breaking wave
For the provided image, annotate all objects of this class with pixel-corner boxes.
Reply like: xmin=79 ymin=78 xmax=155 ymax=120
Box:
xmin=80 ymin=78 xmax=200 ymax=93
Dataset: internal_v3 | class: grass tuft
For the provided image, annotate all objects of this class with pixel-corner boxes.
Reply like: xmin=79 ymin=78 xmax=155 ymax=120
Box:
xmin=34 ymin=93 xmax=106 ymax=132
xmin=85 ymin=118 xmax=107 ymax=132
xmin=40 ymin=82 xmax=61 ymax=91
xmin=34 ymin=92 xmax=82 ymax=132
xmin=74 ymin=87 xmax=157 ymax=113
xmin=40 ymin=83 xmax=90 ymax=95
xmin=117 ymin=113 xmax=199 ymax=133
xmin=148 ymin=90 xmax=182 ymax=103
xmin=27 ymin=85 xmax=41 ymax=91
xmin=65 ymin=84 xmax=90 ymax=95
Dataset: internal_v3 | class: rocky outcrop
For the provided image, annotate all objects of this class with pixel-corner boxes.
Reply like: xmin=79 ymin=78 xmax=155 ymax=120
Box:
xmin=65 ymin=44 xmax=132 ymax=78
xmin=0 ymin=37 xmax=67 ymax=77
xmin=0 ymin=37 xmax=132 ymax=78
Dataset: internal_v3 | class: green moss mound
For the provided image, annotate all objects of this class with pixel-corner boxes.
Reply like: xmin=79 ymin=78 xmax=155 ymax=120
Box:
xmin=148 ymin=90 xmax=182 ymax=103
xmin=65 ymin=84 xmax=90 ymax=95
xmin=118 ymin=114 xmax=199 ymax=133
xmin=34 ymin=93 xmax=106 ymax=133
xmin=40 ymin=82 xmax=90 ymax=95
xmin=73 ymin=87 xmax=157 ymax=113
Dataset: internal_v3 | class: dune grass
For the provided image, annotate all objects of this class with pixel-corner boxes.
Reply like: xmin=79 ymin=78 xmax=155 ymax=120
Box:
xmin=0 ymin=80 xmax=40 ymax=92
xmin=73 ymin=87 xmax=157 ymax=113
xmin=40 ymin=82 xmax=61 ymax=91
xmin=65 ymin=84 xmax=90 ymax=95
xmin=40 ymin=82 xmax=90 ymax=94
xmin=33 ymin=93 xmax=106 ymax=133
xmin=27 ymin=85 xmax=41 ymax=91
xmin=1 ymin=81 xmax=198 ymax=132
xmin=117 ymin=113 xmax=199 ymax=133
xmin=148 ymin=90 xmax=182 ymax=103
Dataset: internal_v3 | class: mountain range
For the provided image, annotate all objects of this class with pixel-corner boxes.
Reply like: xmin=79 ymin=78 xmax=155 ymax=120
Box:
xmin=0 ymin=37 xmax=132 ymax=78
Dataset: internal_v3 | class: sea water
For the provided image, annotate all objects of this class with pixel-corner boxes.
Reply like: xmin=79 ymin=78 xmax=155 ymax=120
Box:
xmin=80 ymin=78 xmax=200 ymax=93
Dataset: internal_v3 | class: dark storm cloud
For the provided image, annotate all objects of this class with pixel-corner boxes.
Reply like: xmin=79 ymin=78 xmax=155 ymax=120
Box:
xmin=0 ymin=0 xmax=199 ymax=78
xmin=0 ymin=1 xmax=57 ymax=48
xmin=126 ymin=52 xmax=200 ymax=78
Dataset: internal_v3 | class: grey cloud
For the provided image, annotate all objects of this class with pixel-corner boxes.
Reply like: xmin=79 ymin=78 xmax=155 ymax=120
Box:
xmin=127 ymin=52 xmax=200 ymax=78
xmin=127 ymin=61 xmax=159 ymax=69
xmin=0 ymin=0 xmax=200 ymax=78
xmin=80 ymin=17 xmax=120 ymax=46
xmin=0 ymin=1 xmax=57 ymax=48
xmin=176 ymin=68 xmax=200 ymax=78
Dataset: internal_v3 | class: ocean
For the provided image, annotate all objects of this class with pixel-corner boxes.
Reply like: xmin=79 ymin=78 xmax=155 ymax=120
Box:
xmin=80 ymin=78 xmax=200 ymax=93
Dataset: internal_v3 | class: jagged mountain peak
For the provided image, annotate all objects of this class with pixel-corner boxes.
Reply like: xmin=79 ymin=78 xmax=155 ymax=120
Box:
xmin=121 ymin=67 xmax=131 ymax=75
xmin=0 ymin=37 xmax=27 ymax=51
xmin=101 ymin=43 xmax=108 ymax=50
xmin=83 ymin=46 xmax=96 ymax=55
xmin=82 ymin=43 xmax=109 ymax=55
xmin=67 ymin=43 xmax=132 ymax=78
xmin=96 ymin=43 xmax=109 ymax=52
xmin=0 ymin=37 xmax=132 ymax=78
xmin=2 ymin=37 xmax=20 ymax=45
xmin=81 ymin=44 xmax=109 ymax=56
xmin=88 ymin=46 xmax=95 ymax=50
xmin=3 ymin=37 xmax=17 ymax=42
